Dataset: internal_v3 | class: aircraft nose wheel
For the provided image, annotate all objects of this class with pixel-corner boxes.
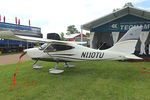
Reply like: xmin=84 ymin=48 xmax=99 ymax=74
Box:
xmin=49 ymin=62 xmax=64 ymax=74
xmin=32 ymin=60 xmax=43 ymax=69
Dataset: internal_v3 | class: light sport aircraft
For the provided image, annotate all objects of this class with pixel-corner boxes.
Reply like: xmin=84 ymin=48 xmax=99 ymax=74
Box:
xmin=0 ymin=26 xmax=142 ymax=74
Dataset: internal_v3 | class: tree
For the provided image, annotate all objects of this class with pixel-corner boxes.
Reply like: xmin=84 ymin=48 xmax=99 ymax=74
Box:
xmin=86 ymin=32 xmax=90 ymax=37
xmin=67 ymin=25 xmax=79 ymax=34
xmin=60 ymin=32 xmax=65 ymax=41
xmin=123 ymin=2 xmax=134 ymax=8
xmin=66 ymin=31 xmax=71 ymax=35
xmin=113 ymin=8 xmax=120 ymax=12
xmin=113 ymin=2 xmax=134 ymax=12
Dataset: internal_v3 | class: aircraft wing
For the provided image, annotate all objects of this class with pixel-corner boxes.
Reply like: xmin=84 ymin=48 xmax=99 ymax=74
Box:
xmin=18 ymin=35 xmax=87 ymax=45
xmin=0 ymin=30 xmax=74 ymax=44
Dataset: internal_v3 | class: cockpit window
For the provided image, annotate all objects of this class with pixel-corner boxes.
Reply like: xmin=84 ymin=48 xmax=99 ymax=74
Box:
xmin=39 ymin=43 xmax=49 ymax=50
xmin=44 ymin=44 xmax=56 ymax=52
xmin=44 ymin=43 xmax=74 ymax=52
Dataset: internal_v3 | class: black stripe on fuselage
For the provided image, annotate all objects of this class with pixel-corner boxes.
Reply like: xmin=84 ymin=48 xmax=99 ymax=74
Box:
xmin=32 ymin=58 xmax=71 ymax=62
xmin=32 ymin=56 xmax=90 ymax=62
xmin=51 ymin=54 xmax=75 ymax=56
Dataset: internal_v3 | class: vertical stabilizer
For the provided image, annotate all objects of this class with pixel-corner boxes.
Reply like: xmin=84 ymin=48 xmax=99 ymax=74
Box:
xmin=108 ymin=26 xmax=142 ymax=54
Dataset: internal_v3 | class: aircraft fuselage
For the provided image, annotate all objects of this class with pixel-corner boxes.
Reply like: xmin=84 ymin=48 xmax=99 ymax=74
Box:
xmin=25 ymin=44 xmax=126 ymax=62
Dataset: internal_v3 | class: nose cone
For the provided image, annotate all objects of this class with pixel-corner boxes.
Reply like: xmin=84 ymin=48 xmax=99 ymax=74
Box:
xmin=25 ymin=48 xmax=44 ymax=58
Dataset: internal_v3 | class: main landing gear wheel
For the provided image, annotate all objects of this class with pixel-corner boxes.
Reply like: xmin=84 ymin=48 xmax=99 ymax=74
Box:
xmin=32 ymin=60 xmax=43 ymax=69
xmin=64 ymin=62 xmax=75 ymax=68
xmin=49 ymin=68 xmax=64 ymax=74
xmin=49 ymin=62 xmax=64 ymax=74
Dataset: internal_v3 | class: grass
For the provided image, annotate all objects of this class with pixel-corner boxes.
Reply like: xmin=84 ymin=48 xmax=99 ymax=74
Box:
xmin=0 ymin=60 xmax=150 ymax=100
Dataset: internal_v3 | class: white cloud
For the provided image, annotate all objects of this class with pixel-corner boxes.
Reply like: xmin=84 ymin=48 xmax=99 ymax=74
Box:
xmin=0 ymin=0 xmax=147 ymax=37
xmin=147 ymin=8 xmax=150 ymax=11
xmin=131 ymin=0 xmax=147 ymax=3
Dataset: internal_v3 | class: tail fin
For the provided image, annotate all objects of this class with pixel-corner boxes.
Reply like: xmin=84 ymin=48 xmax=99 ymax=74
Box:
xmin=108 ymin=26 xmax=142 ymax=54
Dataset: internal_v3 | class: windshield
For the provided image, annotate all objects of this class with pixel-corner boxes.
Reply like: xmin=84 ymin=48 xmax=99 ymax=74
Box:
xmin=44 ymin=43 xmax=74 ymax=52
xmin=39 ymin=43 xmax=49 ymax=50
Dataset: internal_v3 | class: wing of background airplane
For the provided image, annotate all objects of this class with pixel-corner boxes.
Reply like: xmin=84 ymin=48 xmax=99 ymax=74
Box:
xmin=0 ymin=30 xmax=87 ymax=45
xmin=0 ymin=30 xmax=76 ymax=45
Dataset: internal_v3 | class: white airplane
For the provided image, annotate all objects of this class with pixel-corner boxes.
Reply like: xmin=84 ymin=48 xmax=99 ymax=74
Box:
xmin=0 ymin=26 xmax=142 ymax=74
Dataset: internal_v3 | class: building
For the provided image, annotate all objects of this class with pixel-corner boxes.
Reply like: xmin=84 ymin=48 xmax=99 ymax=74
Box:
xmin=0 ymin=21 xmax=42 ymax=53
xmin=64 ymin=34 xmax=88 ymax=42
xmin=0 ymin=22 xmax=42 ymax=37
xmin=81 ymin=6 xmax=150 ymax=55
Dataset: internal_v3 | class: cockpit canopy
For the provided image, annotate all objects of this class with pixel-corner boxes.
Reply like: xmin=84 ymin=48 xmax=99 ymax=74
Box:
xmin=39 ymin=43 xmax=74 ymax=52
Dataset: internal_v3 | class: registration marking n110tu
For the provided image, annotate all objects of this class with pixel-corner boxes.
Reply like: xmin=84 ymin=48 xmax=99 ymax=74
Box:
xmin=81 ymin=52 xmax=104 ymax=58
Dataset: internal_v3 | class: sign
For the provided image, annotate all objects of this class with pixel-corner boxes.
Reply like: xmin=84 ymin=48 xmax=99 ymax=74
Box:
xmin=110 ymin=21 xmax=150 ymax=32
xmin=0 ymin=22 xmax=41 ymax=33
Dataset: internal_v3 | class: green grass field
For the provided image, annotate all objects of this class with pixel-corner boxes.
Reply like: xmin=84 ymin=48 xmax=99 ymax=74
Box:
xmin=0 ymin=60 xmax=150 ymax=100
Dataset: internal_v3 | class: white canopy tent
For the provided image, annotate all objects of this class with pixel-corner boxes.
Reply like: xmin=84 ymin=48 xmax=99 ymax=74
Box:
xmin=140 ymin=31 xmax=149 ymax=55
xmin=112 ymin=32 xmax=120 ymax=45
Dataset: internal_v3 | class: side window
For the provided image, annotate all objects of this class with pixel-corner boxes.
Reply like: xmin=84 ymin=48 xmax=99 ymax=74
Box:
xmin=39 ymin=43 xmax=49 ymax=50
xmin=44 ymin=45 xmax=56 ymax=52
xmin=44 ymin=44 xmax=74 ymax=52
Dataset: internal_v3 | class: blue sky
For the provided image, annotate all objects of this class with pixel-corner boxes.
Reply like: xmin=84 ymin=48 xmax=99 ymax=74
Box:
xmin=135 ymin=0 xmax=150 ymax=8
xmin=0 ymin=0 xmax=149 ymax=38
